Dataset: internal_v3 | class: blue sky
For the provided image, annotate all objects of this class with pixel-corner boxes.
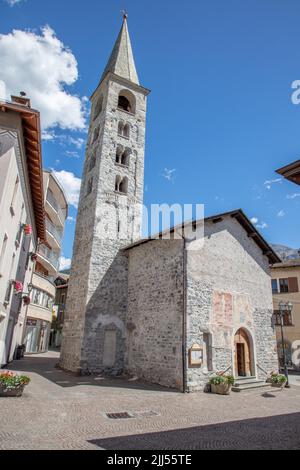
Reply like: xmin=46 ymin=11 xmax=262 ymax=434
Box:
xmin=1 ymin=0 xmax=300 ymax=268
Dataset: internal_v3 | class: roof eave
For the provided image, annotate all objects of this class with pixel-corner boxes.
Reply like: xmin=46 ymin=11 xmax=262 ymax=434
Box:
xmin=123 ymin=209 xmax=281 ymax=264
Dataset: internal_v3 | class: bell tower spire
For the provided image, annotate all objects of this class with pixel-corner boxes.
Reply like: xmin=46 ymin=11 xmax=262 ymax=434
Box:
xmin=100 ymin=12 xmax=139 ymax=85
xmin=59 ymin=17 xmax=150 ymax=376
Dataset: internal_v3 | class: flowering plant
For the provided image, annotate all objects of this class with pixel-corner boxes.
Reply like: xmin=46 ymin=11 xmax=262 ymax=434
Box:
xmin=14 ymin=281 xmax=23 ymax=293
xmin=23 ymin=224 xmax=32 ymax=235
xmin=0 ymin=371 xmax=30 ymax=390
xmin=23 ymin=295 xmax=31 ymax=306
xmin=270 ymin=372 xmax=287 ymax=385
xmin=210 ymin=372 xmax=235 ymax=386
xmin=30 ymin=252 xmax=38 ymax=262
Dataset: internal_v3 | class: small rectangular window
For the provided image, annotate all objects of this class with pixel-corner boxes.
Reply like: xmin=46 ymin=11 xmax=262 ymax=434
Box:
xmin=271 ymin=279 xmax=278 ymax=294
xmin=279 ymin=278 xmax=289 ymax=293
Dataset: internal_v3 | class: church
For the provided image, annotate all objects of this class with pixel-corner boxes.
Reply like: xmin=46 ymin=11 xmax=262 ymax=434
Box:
xmin=59 ymin=16 xmax=280 ymax=392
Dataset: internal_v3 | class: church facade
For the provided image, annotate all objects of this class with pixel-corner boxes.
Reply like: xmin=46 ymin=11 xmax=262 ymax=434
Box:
xmin=59 ymin=17 xmax=280 ymax=391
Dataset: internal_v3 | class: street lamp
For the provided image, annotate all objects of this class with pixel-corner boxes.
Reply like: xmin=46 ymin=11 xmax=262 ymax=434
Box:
xmin=278 ymin=301 xmax=293 ymax=388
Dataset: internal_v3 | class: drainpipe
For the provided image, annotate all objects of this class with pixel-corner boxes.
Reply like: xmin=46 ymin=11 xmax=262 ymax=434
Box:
xmin=182 ymin=236 xmax=187 ymax=393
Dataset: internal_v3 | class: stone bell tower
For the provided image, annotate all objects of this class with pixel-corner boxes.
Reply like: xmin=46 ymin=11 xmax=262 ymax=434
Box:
xmin=59 ymin=15 xmax=150 ymax=374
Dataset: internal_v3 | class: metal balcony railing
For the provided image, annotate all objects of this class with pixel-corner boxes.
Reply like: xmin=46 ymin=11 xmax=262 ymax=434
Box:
xmin=46 ymin=191 xmax=66 ymax=223
xmin=45 ymin=219 xmax=63 ymax=245
xmin=38 ymin=245 xmax=60 ymax=270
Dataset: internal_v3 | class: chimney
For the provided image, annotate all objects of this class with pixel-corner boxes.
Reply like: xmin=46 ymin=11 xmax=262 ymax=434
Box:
xmin=11 ymin=92 xmax=31 ymax=108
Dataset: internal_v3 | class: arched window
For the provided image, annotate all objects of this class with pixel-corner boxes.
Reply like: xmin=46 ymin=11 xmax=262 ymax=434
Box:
xmin=118 ymin=90 xmax=136 ymax=114
xmin=116 ymin=146 xmax=130 ymax=167
xmin=116 ymin=145 xmax=123 ymax=164
xmin=119 ymin=176 xmax=128 ymax=194
xmin=93 ymin=96 xmax=103 ymax=120
xmin=123 ymin=123 xmax=130 ymax=138
xmin=118 ymin=121 xmax=124 ymax=136
xmin=86 ymin=177 xmax=93 ymax=196
xmin=115 ymin=175 xmax=128 ymax=194
xmin=89 ymin=152 xmax=96 ymax=171
xmin=118 ymin=121 xmax=130 ymax=138
xmin=121 ymin=148 xmax=131 ymax=166
xmin=115 ymin=175 xmax=122 ymax=192
xmin=92 ymin=126 xmax=100 ymax=144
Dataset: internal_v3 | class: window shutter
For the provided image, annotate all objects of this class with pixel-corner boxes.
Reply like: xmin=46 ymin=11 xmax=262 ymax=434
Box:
xmin=288 ymin=277 xmax=299 ymax=293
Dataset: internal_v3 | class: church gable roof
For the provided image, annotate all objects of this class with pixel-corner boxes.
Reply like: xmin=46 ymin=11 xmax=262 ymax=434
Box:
xmin=123 ymin=209 xmax=280 ymax=265
xmin=100 ymin=15 xmax=139 ymax=85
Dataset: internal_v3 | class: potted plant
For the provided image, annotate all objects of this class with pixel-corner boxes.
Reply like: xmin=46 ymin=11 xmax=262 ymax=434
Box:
xmin=30 ymin=252 xmax=38 ymax=262
xmin=209 ymin=373 xmax=235 ymax=395
xmin=13 ymin=281 xmax=23 ymax=294
xmin=23 ymin=224 xmax=32 ymax=236
xmin=23 ymin=295 xmax=31 ymax=306
xmin=270 ymin=372 xmax=287 ymax=389
xmin=0 ymin=371 xmax=30 ymax=397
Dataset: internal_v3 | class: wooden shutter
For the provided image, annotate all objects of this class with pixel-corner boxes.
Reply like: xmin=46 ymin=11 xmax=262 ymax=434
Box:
xmin=288 ymin=277 xmax=299 ymax=293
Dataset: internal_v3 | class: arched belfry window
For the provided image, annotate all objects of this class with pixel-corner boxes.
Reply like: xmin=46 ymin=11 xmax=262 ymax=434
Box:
xmin=89 ymin=151 xmax=96 ymax=171
xmin=115 ymin=175 xmax=128 ymax=194
xmin=92 ymin=125 xmax=100 ymax=144
xmin=118 ymin=121 xmax=130 ymax=139
xmin=116 ymin=145 xmax=131 ymax=167
xmin=123 ymin=123 xmax=130 ymax=138
xmin=118 ymin=89 xmax=136 ymax=114
xmin=93 ymin=96 xmax=103 ymax=120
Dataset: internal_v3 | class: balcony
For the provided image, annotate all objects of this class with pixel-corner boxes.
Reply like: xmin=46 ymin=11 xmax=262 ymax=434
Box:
xmin=45 ymin=219 xmax=63 ymax=250
xmin=46 ymin=190 xmax=66 ymax=227
xmin=37 ymin=245 xmax=59 ymax=275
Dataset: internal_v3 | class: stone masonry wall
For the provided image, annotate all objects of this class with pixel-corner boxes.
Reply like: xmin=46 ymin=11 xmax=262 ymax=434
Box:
xmin=60 ymin=74 xmax=148 ymax=374
xmin=185 ymin=217 xmax=278 ymax=391
xmin=125 ymin=239 xmax=184 ymax=389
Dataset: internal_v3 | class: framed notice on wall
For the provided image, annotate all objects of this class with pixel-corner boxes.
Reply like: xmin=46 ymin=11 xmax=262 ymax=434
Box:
xmin=188 ymin=343 xmax=203 ymax=367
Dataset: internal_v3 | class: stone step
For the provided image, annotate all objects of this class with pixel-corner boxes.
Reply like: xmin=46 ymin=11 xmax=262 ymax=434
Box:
xmin=232 ymin=380 xmax=271 ymax=392
xmin=235 ymin=376 xmax=256 ymax=381
xmin=235 ymin=377 xmax=264 ymax=385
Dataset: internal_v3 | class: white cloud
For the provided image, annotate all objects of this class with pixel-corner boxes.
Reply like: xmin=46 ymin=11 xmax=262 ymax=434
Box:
xmin=287 ymin=193 xmax=300 ymax=200
xmin=250 ymin=217 xmax=268 ymax=230
xmin=256 ymin=222 xmax=268 ymax=230
xmin=53 ymin=170 xmax=81 ymax=208
xmin=67 ymin=216 xmax=76 ymax=223
xmin=59 ymin=256 xmax=71 ymax=271
xmin=65 ymin=151 xmax=80 ymax=159
xmin=263 ymin=178 xmax=282 ymax=190
xmin=277 ymin=209 xmax=285 ymax=217
xmin=0 ymin=26 xmax=86 ymax=132
xmin=162 ymin=168 xmax=176 ymax=182
xmin=4 ymin=0 xmax=24 ymax=6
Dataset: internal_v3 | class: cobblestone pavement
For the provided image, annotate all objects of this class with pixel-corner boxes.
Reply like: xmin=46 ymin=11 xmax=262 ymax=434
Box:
xmin=1 ymin=352 xmax=300 ymax=450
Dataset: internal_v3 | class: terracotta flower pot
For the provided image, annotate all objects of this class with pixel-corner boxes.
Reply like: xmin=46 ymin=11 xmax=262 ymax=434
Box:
xmin=0 ymin=383 xmax=25 ymax=397
xmin=210 ymin=383 xmax=232 ymax=395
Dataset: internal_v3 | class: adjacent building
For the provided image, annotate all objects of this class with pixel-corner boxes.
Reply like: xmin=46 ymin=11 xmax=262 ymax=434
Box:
xmin=271 ymin=258 xmax=300 ymax=370
xmin=276 ymin=160 xmax=300 ymax=186
xmin=24 ymin=171 xmax=68 ymax=354
xmin=0 ymin=95 xmax=45 ymax=367
xmin=50 ymin=272 xmax=69 ymax=348
xmin=60 ymin=17 xmax=280 ymax=392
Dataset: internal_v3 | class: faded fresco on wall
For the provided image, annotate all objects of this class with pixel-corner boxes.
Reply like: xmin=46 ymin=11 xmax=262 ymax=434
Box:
xmin=210 ymin=291 xmax=254 ymax=348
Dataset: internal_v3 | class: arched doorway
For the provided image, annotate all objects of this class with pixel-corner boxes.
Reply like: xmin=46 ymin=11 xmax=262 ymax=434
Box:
xmin=234 ymin=328 xmax=255 ymax=377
